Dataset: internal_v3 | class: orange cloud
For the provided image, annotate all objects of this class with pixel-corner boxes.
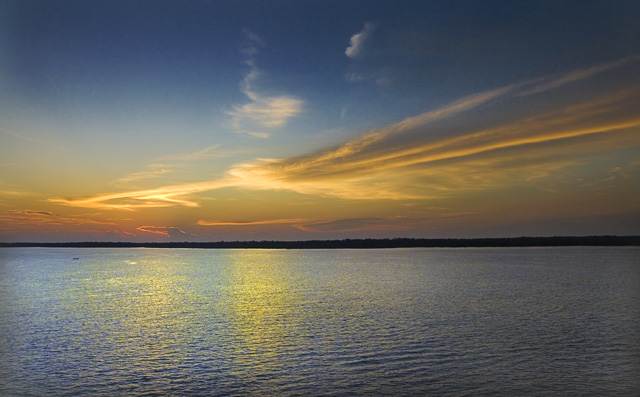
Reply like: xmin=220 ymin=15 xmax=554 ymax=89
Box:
xmin=0 ymin=210 xmax=115 ymax=230
xmin=197 ymin=218 xmax=308 ymax=226
xmin=49 ymin=179 xmax=236 ymax=210
xmin=49 ymin=57 xmax=640 ymax=211
xmin=136 ymin=225 xmax=192 ymax=239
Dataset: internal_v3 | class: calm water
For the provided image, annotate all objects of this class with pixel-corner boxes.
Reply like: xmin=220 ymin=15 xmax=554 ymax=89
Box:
xmin=1 ymin=247 xmax=638 ymax=396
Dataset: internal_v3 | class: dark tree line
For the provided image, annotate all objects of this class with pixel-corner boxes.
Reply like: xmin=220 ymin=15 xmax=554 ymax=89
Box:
xmin=1 ymin=235 xmax=638 ymax=249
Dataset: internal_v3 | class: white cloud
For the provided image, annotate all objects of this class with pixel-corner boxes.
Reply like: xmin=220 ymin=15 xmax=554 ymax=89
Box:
xmin=345 ymin=22 xmax=375 ymax=59
xmin=228 ymin=93 xmax=303 ymax=133
xmin=227 ymin=31 xmax=304 ymax=138
xmin=51 ymin=57 xmax=640 ymax=211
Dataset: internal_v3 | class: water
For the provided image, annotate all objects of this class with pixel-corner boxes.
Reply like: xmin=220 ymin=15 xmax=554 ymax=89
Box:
xmin=1 ymin=247 xmax=638 ymax=396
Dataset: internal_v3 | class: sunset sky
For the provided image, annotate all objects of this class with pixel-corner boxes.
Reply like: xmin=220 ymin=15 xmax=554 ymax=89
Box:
xmin=1 ymin=0 xmax=639 ymax=242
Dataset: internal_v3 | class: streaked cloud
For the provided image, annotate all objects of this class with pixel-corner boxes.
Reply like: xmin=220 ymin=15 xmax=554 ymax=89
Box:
xmin=111 ymin=145 xmax=250 ymax=188
xmin=136 ymin=225 xmax=192 ymax=239
xmin=0 ymin=210 xmax=114 ymax=230
xmin=0 ymin=188 xmax=37 ymax=198
xmin=197 ymin=218 xmax=307 ymax=227
xmin=296 ymin=217 xmax=412 ymax=233
xmin=49 ymin=57 xmax=640 ymax=213
xmin=49 ymin=179 xmax=236 ymax=210
xmin=159 ymin=145 xmax=224 ymax=161
xmin=44 ymin=82 xmax=523 ymax=207
xmin=112 ymin=168 xmax=171 ymax=186
xmin=346 ymin=22 xmax=375 ymax=59
xmin=196 ymin=214 xmax=483 ymax=234
xmin=519 ymin=54 xmax=640 ymax=96
xmin=0 ymin=127 xmax=49 ymax=145
xmin=5 ymin=3 xmax=639 ymax=243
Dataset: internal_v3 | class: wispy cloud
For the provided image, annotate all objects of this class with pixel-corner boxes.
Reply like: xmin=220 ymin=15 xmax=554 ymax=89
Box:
xmin=46 ymin=83 xmax=518 ymax=207
xmin=223 ymin=84 xmax=520 ymax=199
xmin=585 ymin=159 xmax=640 ymax=187
xmin=197 ymin=214 xmax=481 ymax=234
xmin=0 ymin=127 xmax=49 ymax=145
xmin=159 ymin=144 xmax=224 ymax=161
xmin=0 ymin=210 xmax=114 ymax=230
xmin=111 ymin=145 xmax=249 ymax=187
xmin=0 ymin=188 xmax=37 ymax=198
xmin=49 ymin=179 xmax=236 ymax=210
xmin=346 ymin=22 xmax=375 ymax=59
xmin=296 ymin=217 xmax=411 ymax=233
xmin=519 ymin=54 xmax=640 ymax=96
xmin=49 ymin=57 xmax=640 ymax=211
xmin=227 ymin=30 xmax=303 ymax=138
xmin=136 ymin=225 xmax=193 ymax=239
xmin=197 ymin=218 xmax=307 ymax=227
xmin=112 ymin=167 xmax=172 ymax=186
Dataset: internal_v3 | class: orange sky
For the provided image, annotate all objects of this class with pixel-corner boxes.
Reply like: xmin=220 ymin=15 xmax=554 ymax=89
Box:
xmin=2 ymin=2 xmax=639 ymax=242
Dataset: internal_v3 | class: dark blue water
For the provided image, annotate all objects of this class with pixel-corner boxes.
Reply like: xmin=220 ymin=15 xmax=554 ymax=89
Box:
xmin=1 ymin=247 xmax=639 ymax=395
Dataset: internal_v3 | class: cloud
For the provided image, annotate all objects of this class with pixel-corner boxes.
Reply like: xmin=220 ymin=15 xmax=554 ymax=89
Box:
xmin=111 ymin=145 xmax=250 ymax=187
xmin=136 ymin=225 xmax=192 ymax=239
xmin=112 ymin=168 xmax=171 ymax=185
xmin=344 ymin=22 xmax=382 ymax=84
xmin=223 ymin=84 xmax=521 ymax=199
xmin=159 ymin=145 xmax=224 ymax=161
xmin=197 ymin=218 xmax=307 ymax=227
xmin=240 ymin=28 xmax=264 ymax=57
xmin=46 ymin=83 xmax=517 ymax=208
xmin=49 ymin=57 xmax=640 ymax=211
xmin=0 ymin=127 xmax=49 ymax=145
xmin=220 ymin=72 xmax=640 ymax=201
xmin=519 ymin=54 xmax=640 ymax=96
xmin=22 ymin=210 xmax=53 ymax=216
xmin=197 ymin=215 xmax=485 ymax=234
xmin=49 ymin=179 xmax=236 ymax=210
xmin=0 ymin=210 xmax=115 ymax=230
xmin=0 ymin=188 xmax=37 ymax=197
xmin=346 ymin=22 xmax=375 ymax=59
xmin=228 ymin=94 xmax=303 ymax=136
xmin=585 ymin=159 xmax=640 ymax=187
xmin=227 ymin=31 xmax=304 ymax=138
xmin=296 ymin=217 xmax=411 ymax=233
xmin=104 ymin=230 xmax=136 ymax=238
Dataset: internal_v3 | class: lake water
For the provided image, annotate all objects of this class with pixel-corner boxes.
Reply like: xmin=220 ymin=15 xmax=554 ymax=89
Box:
xmin=1 ymin=247 xmax=638 ymax=396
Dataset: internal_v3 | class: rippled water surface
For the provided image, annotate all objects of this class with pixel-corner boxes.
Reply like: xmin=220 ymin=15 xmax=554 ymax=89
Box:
xmin=1 ymin=247 xmax=639 ymax=395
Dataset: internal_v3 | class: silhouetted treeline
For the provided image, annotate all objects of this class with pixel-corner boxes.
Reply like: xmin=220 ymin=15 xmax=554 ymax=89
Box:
xmin=1 ymin=235 xmax=639 ymax=249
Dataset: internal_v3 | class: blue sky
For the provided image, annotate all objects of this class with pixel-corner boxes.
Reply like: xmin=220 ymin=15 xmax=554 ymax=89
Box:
xmin=1 ymin=0 xmax=639 ymax=241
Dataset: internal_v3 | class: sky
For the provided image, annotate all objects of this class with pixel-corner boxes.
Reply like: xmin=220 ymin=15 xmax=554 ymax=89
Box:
xmin=1 ymin=0 xmax=639 ymax=242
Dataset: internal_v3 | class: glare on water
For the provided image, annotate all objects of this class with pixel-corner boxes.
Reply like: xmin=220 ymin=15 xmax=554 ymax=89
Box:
xmin=1 ymin=247 xmax=639 ymax=395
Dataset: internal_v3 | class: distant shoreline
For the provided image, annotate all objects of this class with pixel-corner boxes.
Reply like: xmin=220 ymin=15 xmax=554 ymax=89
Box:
xmin=1 ymin=236 xmax=639 ymax=249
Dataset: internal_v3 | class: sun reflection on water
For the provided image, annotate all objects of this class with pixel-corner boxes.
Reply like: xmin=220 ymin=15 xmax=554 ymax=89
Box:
xmin=78 ymin=256 xmax=198 ymax=387
xmin=223 ymin=250 xmax=310 ymax=385
xmin=72 ymin=250 xmax=320 ymax=393
xmin=2 ymin=248 xmax=639 ymax=395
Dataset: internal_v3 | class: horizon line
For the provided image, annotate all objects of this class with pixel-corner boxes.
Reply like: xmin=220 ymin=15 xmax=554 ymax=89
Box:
xmin=2 ymin=235 xmax=639 ymax=248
